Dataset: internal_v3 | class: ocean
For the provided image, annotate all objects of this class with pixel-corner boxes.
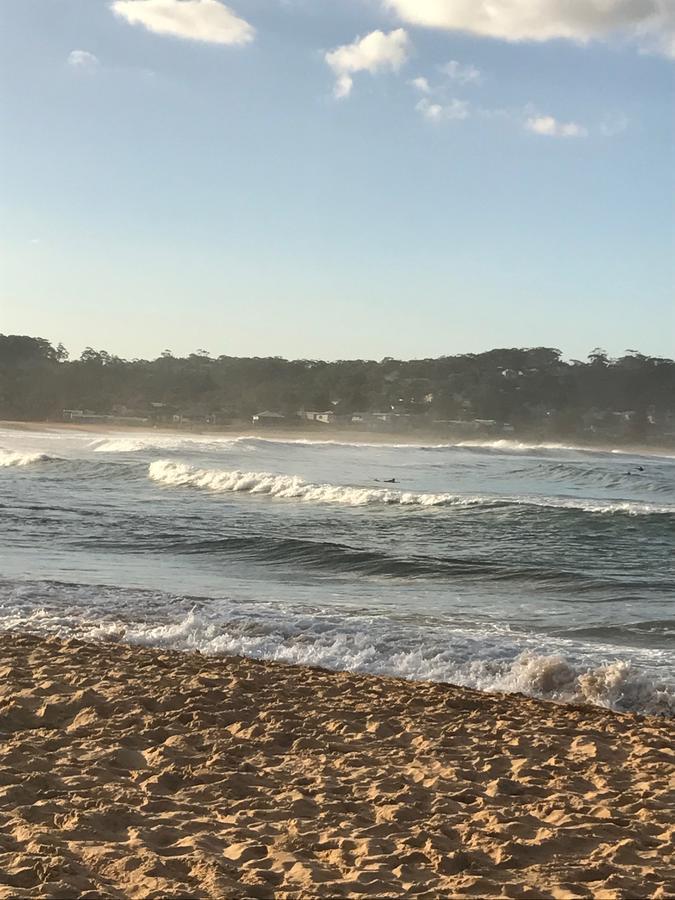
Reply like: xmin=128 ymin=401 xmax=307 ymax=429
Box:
xmin=1 ymin=426 xmax=673 ymax=716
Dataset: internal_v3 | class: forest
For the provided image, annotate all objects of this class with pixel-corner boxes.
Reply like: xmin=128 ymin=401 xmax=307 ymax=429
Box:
xmin=1 ymin=334 xmax=674 ymax=443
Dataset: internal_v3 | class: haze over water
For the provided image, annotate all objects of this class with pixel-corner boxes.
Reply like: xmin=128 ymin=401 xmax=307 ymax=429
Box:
xmin=1 ymin=426 xmax=673 ymax=715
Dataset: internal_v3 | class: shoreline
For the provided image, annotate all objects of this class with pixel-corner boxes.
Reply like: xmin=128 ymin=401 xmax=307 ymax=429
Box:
xmin=1 ymin=632 xmax=673 ymax=898
xmin=1 ymin=419 xmax=673 ymax=457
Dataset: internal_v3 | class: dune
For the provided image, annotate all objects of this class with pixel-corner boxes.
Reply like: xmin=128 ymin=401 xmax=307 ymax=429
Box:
xmin=0 ymin=632 xmax=673 ymax=899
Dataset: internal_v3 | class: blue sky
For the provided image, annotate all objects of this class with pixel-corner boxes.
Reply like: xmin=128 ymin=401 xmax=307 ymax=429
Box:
xmin=1 ymin=0 xmax=673 ymax=361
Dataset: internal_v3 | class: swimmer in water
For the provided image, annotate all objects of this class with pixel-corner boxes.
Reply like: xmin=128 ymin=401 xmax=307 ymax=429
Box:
xmin=626 ymin=465 xmax=645 ymax=475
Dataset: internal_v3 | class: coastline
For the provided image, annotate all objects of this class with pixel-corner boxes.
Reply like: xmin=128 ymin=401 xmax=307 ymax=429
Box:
xmin=1 ymin=419 xmax=673 ymax=456
xmin=1 ymin=632 xmax=673 ymax=898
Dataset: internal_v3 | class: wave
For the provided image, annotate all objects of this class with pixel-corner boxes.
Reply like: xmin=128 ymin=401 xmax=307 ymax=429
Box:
xmin=147 ymin=459 xmax=675 ymax=516
xmin=1 ymin=579 xmax=672 ymax=716
xmin=147 ymin=459 xmax=492 ymax=508
xmin=455 ymin=439 xmax=675 ymax=460
xmin=97 ymin=532 xmax=666 ymax=594
xmin=94 ymin=614 xmax=675 ymax=716
xmin=0 ymin=450 xmax=56 ymax=467
xmin=456 ymin=439 xmax=592 ymax=454
xmin=85 ymin=432 xmax=675 ymax=459
xmin=90 ymin=434 xmax=451 ymax=455
xmin=524 ymin=461 xmax=674 ymax=495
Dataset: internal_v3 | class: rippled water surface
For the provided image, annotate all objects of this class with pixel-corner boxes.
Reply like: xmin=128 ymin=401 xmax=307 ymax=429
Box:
xmin=1 ymin=427 xmax=673 ymax=714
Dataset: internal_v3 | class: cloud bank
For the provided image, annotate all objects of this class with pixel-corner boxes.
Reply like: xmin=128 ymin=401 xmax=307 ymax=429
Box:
xmin=325 ymin=28 xmax=410 ymax=98
xmin=111 ymin=0 xmax=255 ymax=46
xmin=383 ymin=0 xmax=674 ymax=57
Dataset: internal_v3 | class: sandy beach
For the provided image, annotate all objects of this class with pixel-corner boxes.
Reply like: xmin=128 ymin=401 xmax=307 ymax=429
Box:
xmin=0 ymin=633 xmax=672 ymax=899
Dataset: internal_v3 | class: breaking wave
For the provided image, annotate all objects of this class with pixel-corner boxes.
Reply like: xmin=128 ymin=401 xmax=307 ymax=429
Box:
xmin=2 ymin=579 xmax=672 ymax=716
xmin=96 ymin=614 xmax=675 ymax=716
xmin=0 ymin=450 xmax=56 ymax=467
xmin=86 ymin=431 xmax=675 ymax=459
xmin=148 ymin=459 xmax=675 ymax=516
xmin=148 ymin=459 xmax=489 ymax=508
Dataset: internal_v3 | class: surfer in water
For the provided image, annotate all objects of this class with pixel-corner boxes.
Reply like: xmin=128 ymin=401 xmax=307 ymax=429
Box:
xmin=375 ymin=477 xmax=398 ymax=483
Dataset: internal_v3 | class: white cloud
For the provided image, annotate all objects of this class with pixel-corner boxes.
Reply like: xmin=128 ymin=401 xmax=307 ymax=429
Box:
xmin=383 ymin=0 xmax=675 ymax=58
xmin=68 ymin=50 xmax=100 ymax=69
xmin=111 ymin=0 xmax=255 ymax=46
xmin=409 ymin=75 xmax=431 ymax=93
xmin=325 ymin=28 xmax=410 ymax=99
xmin=416 ymin=97 xmax=470 ymax=122
xmin=333 ymin=74 xmax=354 ymax=99
xmin=525 ymin=115 xmax=587 ymax=137
xmin=440 ymin=59 xmax=481 ymax=84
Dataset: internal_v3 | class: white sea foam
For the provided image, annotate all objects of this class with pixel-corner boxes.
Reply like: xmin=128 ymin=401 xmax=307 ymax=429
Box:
xmin=0 ymin=449 xmax=53 ymax=467
xmin=456 ymin=439 xmax=587 ymax=453
xmin=2 ymin=584 xmax=672 ymax=716
xmin=147 ymin=459 xmax=675 ymax=515
xmin=147 ymin=459 xmax=482 ymax=507
xmin=81 ymin=624 xmax=675 ymax=715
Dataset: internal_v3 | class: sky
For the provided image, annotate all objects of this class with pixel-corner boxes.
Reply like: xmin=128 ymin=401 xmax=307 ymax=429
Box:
xmin=1 ymin=0 xmax=673 ymax=361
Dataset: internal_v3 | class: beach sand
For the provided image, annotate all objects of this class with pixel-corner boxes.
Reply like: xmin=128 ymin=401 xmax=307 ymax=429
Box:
xmin=0 ymin=633 xmax=673 ymax=899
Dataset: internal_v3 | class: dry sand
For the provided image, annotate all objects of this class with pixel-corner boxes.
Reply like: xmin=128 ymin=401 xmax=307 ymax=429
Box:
xmin=0 ymin=633 xmax=673 ymax=899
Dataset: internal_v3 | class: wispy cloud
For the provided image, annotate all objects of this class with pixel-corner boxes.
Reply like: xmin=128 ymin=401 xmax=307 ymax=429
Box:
xmin=416 ymin=97 xmax=470 ymax=122
xmin=600 ymin=113 xmax=629 ymax=137
xmin=68 ymin=50 xmax=100 ymax=70
xmin=440 ymin=59 xmax=481 ymax=84
xmin=111 ymin=0 xmax=255 ymax=46
xmin=325 ymin=28 xmax=410 ymax=99
xmin=409 ymin=75 xmax=431 ymax=94
xmin=382 ymin=0 xmax=675 ymax=59
xmin=525 ymin=115 xmax=588 ymax=138
xmin=409 ymin=59 xmax=481 ymax=97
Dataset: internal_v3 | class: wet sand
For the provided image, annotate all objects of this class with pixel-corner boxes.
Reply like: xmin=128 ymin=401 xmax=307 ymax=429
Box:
xmin=0 ymin=632 xmax=673 ymax=898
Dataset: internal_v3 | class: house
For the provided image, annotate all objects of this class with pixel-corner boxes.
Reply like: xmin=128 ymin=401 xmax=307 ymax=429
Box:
xmin=300 ymin=410 xmax=335 ymax=424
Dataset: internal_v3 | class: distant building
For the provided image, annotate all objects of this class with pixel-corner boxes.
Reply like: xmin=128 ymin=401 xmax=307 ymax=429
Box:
xmin=252 ymin=411 xmax=286 ymax=425
xmin=62 ymin=409 xmax=148 ymax=425
xmin=300 ymin=410 xmax=336 ymax=424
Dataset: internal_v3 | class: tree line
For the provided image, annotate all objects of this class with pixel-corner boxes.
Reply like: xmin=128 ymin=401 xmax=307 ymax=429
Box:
xmin=1 ymin=334 xmax=674 ymax=441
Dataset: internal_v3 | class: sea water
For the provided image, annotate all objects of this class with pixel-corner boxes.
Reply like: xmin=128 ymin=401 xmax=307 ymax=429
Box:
xmin=1 ymin=426 xmax=673 ymax=715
